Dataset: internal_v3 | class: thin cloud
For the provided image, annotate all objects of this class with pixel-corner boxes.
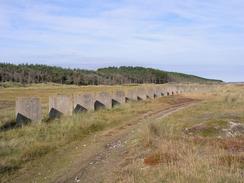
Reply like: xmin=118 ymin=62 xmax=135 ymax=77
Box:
xmin=0 ymin=0 xmax=244 ymax=81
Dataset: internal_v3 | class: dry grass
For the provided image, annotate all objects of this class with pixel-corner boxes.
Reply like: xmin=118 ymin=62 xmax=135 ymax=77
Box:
xmin=115 ymin=84 xmax=244 ymax=183
xmin=1 ymin=82 xmax=234 ymax=182
xmin=0 ymin=85 xmax=182 ymax=181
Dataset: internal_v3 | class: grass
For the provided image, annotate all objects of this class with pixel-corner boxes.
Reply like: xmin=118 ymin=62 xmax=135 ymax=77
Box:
xmin=116 ymin=84 xmax=244 ymax=183
xmin=1 ymin=82 xmax=239 ymax=182
xmin=0 ymin=109 xmax=113 ymax=177
xmin=0 ymin=89 xmax=181 ymax=181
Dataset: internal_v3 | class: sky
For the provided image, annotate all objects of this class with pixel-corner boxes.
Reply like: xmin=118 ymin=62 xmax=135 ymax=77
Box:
xmin=0 ymin=0 xmax=244 ymax=82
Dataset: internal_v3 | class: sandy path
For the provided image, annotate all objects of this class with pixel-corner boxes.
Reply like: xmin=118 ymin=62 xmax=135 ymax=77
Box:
xmin=54 ymin=101 xmax=197 ymax=183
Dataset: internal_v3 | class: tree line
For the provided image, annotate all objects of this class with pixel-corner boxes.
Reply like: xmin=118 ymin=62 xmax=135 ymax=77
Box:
xmin=0 ymin=63 xmax=222 ymax=86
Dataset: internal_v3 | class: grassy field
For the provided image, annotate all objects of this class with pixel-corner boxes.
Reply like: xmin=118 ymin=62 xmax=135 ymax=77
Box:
xmin=1 ymin=83 xmax=243 ymax=182
xmin=116 ymin=84 xmax=244 ymax=182
xmin=0 ymin=83 xmax=184 ymax=181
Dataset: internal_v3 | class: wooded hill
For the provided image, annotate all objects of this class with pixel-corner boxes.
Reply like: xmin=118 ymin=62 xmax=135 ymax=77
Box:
xmin=0 ymin=63 xmax=222 ymax=86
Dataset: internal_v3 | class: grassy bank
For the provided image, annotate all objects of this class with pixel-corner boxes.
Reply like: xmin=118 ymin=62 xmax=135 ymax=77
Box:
xmin=117 ymin=84 xmax=244 ymax=182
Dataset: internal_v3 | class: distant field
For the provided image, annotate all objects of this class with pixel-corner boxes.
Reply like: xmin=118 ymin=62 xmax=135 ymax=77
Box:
xmin=0 ymin=83 xmax=141 ymax=125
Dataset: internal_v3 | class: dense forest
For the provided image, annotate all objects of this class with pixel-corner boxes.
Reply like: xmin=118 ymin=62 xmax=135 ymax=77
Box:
xmin=0 ymin=63 xmax=222 ymax=86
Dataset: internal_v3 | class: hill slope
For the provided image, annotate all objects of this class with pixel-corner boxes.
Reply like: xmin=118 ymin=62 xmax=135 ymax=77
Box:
xmin=0 ymin=63 xmax=222 ymax=85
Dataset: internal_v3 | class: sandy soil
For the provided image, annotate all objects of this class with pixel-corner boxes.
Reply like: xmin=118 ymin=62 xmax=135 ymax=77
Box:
xmin=54 ymin=100 xmax=197 ymax=183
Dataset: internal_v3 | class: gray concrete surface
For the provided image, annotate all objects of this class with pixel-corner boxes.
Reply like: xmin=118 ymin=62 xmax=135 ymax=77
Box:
xmin=136 ymin=87 xmax=147 ymax=100
xmin=95 ymin=92 xmax=112 ymax=110
xmin=49 ymin=95 xmax=73 ymax=119
xmin=125 ymin=89 xmax=138 ymax=102
xmin=112 ymin=90 xmax=126 ymax=107
xmin=74 ymin=93 xmax=95 ymax=112
xmin=16 ymin=97 xmax=42 ymax=124
xmin=146 ymin=88 xmax=156 ymax=99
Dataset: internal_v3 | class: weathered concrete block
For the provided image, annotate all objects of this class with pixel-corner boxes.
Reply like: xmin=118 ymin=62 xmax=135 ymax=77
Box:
xmin=172 ymin=87 xmax=177 ymax=95
xmin=164 ymin=87 xmax=173 ymax=96
xmin=166 ymin=89 xmax=171 ymax=96
xmin=95 ymin=92 xmax=112 ymax=110
xmin=154 ymin=87 xmax=162 ymax=98
xmin=125 ymin=89 xmax=138 ymax=102
xmin=146 ymin=88 xmax=155 ymax=99
xmin=175 ymin=86 xmax=181 ymax=94
xmin=161 ymin=89 xmax=167 ymax=96
xmin=112 ymin=90 xmax=126 ymax=107
xmin=49 ymin=95 xmax=73 ymax=119
xmin=74 ymin=93 xmax=94 ymax=113
xmin=159 ymin=86 xmax=167 ymax=96
xmin=136 ymin=88 xmax=147 ymax=100
xmin=16 ymin=97 xmax=42 ymax=124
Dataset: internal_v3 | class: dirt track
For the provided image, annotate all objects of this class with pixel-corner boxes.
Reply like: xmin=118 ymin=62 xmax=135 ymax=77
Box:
xmin=53 ymin=100 xmax=197 ymax=183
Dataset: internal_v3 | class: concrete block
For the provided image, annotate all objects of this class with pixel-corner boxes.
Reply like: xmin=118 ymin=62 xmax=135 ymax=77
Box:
xmin=112 ymin=90 xmax=126 ymax=107
xmin=166 ymin=89 xmax=171 ymax=96
xmin=154 ymin=87 xmax=162 ymax=98
xmin=159 ymin=86 xmax=167 ymax=96
xmin=16 ymin=97 xmax=42 ymax=124
xmin=74 ymin=93 xmax=94 ymax=113
xmin=136 ymin=88 xmax=147 ymax=100
xmin=125 ymin=89 xmax=138 ymax=102
xmin=164 ymin=87 xmax=172 ymax=96
xmin=170 ymin=87 xmax=176 ymax=95
xmin=160 ymin=89 xmax=167 ymax=96
xmin=95 ymin=92 xmax=112 ymax=110
xmin=146 ymin=88 xmax=156 ymax=99
xmin=49 ymin=95 xmax=73 ymax=119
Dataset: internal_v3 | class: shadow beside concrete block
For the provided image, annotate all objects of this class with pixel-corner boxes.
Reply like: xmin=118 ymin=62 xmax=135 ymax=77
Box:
xmin=73 ymin=104 xmax=88 ymax=113
xmin=94 ymin=101 xmax=106 ymax=111
xmin=125 ymin=97 xmax=137 ymax=103
xmin=16 ymin=113 xmax=32 ymax=125
xmin=112 ymin=99 xmax=120 ymax=108
xmin=137 ymin=96 xmax=143 ymax=101
xmin=146 ymin=95 xmax=151 ymax=99
xmin=49 ymin=108 xmax=63 ymax=120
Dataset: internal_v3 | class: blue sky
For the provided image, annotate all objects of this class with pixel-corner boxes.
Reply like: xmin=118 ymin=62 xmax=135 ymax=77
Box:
xmin=0 ymin=0 xmax=244 ymax=81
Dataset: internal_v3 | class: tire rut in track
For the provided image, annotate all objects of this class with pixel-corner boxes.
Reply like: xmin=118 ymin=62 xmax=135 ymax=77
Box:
xmin=56 ymin=100 xmax=197 ymax=183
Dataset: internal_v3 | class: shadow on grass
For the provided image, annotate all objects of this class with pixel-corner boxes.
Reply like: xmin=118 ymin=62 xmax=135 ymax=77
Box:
xmin=0 ymin=120 xmax=21 ymax=132
xmin=0 ymin=164 xmax=20 ymax=175
xmin=0 ymin=118 xmax=34 ymax=132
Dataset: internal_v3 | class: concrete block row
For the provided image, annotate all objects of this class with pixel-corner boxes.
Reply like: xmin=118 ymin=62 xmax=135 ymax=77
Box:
xmin=15 ymin=86 xmax=185 ymax=124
